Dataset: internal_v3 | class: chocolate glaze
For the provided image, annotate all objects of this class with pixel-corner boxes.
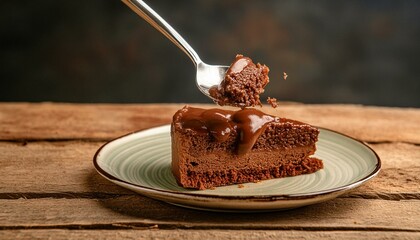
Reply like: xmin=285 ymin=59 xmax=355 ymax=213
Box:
xmin=173 ymin=106 xmax=279 ymax=155
xmin=231 ymin=108 xmax=277 ymax=155
xmin=226 ymin=55 xmax=253 ymax=75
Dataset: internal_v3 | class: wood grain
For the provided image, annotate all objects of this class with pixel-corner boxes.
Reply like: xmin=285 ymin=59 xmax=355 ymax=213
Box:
xmin=1 ymin=230 xmax=419 ymax=240
xmin=0 ymin=141 xmax=419 ymax=199
xmin=0 ymin=198 xmax=419 ymax=231
xmin=0 ymin=103 xmax=419 ymax=143
xmin=0 ymin=103 xmax=418 ymax=238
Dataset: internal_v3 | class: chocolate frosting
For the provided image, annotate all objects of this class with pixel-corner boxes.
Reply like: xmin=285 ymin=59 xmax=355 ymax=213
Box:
xmin=174 ymin=106 xmax=279 ymax=155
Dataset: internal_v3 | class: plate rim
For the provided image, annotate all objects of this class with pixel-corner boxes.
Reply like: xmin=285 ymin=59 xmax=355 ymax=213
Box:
xmin=93 ymin=124 xmax=381 ymax=201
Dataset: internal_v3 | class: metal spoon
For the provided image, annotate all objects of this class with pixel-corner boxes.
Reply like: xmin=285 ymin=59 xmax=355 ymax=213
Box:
xmin=122 ymin=0 xmax=228 ymax=99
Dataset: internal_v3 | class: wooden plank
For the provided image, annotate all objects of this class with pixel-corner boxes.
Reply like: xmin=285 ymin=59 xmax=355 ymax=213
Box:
xmin=0 ymin=103 xmax=419 ymax=143
xmin=0 ymin=141 xmax=129 ymax=195
xmin=0 ymin=142 xmax=419 ymax=199
xmin=1 ymin=230 xmax=419 ymax=240
xmin=0 ymin=198 xmax=419 ymax=231
xmin=348 ymin=142 xmax=420 ymax=199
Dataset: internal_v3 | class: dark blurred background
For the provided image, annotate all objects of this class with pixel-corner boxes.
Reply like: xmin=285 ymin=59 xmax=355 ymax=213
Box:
xmin=1 ymin=0 xmax=419 ymax=107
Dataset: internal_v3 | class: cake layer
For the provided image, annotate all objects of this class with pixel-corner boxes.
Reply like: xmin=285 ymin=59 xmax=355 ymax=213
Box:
xmin=173 ymin=141 xmax=316 ymax=173
xmin=179 ymin=157 xmax=323 ymax=190
xmin=172 ymin=147 xmax=319 ymax=189
xmin=176 ymin=122 xmax=319 ymax=157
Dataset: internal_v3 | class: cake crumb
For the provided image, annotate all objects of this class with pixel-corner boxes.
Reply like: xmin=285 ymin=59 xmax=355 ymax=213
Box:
xmin=283 ymin=72 xmax=288 ymax=80
xmin=210 ymin=187 xmax=216 ymax=190
xmin=238 ymin=184 xmax=245 ymax=188
xmin=267 ymin=97 xmax=278 ymax=108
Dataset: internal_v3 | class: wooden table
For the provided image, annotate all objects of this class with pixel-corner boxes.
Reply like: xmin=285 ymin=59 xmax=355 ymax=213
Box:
xmin=0 ymin=102 xmax=419 ymax=239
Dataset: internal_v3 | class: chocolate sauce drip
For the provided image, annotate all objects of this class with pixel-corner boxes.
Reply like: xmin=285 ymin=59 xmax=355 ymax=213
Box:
xmin=174 ymin=106 xmax=278 ymax=155
xmin=231 ymin=108 xmax=277 ymax=155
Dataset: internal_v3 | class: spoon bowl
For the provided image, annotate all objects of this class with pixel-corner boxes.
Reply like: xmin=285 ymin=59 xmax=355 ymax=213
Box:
xmin=122 ymin=0 xmax=228 ymax=100
xmin=196 ymin=63 xmax=228 ymax=97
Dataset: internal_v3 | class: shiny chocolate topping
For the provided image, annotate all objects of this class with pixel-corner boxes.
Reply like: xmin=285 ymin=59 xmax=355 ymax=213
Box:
xmin=226 ymin=55 xmax=253 ymax=75
xmin=174 ymin=106 xmax=279 ymax=155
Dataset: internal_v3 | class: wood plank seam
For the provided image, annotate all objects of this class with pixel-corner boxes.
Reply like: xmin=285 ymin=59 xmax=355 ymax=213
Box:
xmin=0 ymin=192 xmax=131 ymax=200
xmin=1 ymin=139 xmax=419 ymax=146
xmin=1 ymin=224 xmax=419 ymax=232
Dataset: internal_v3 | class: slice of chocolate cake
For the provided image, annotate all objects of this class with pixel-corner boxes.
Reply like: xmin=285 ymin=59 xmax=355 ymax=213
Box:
xmin=209 ymin=54 xmax=270 ymax=108
xmin=171 ymin=106 xmax=323 ymax=190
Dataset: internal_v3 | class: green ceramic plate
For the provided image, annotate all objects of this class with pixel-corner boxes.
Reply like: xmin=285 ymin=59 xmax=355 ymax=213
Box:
xmin=94 ymin=125 xmax=381 ymax=212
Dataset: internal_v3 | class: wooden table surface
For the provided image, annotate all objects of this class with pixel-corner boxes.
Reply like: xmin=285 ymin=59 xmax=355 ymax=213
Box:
xmin=0 ymin=102 xmax=419 ymax=239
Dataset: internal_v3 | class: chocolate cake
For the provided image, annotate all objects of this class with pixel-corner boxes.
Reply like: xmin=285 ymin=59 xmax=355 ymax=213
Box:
xmin=171 ymin=106 xmax=323 ymax=190
xmin=209 ymin=54 xmax=270 ymax=108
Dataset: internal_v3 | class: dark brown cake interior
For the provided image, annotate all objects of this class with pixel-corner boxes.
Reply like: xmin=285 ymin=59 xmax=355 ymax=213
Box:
xmin=209 ymin=54 xmax=269 ymax=108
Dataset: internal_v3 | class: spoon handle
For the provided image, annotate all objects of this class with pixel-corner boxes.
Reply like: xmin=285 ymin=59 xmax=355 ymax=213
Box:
xmin=122 ymin=0 xmax=202 ymax=66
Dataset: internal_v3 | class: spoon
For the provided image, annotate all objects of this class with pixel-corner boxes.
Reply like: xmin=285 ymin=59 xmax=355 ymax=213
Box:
xmin=122 ymin=0 xmax=228 ymax=99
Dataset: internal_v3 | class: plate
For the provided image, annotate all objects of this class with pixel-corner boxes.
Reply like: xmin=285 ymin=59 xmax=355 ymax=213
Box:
xmin=93 ymin=125 xmax=381 ymax=212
